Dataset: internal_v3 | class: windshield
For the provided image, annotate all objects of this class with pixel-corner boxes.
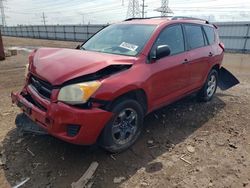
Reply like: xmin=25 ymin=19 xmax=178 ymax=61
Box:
xmin=82 ymin=24 xmax=156 ymax=56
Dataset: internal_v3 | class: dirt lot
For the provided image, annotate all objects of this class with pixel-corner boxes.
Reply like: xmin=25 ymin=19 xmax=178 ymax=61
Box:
xmin=0 ymin=36 xmax=250 ymax=188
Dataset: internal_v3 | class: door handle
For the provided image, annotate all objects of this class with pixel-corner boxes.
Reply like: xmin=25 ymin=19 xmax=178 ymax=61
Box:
xmin=209 ymin=52 xmax=214 ymax=57
xmin=182 ymin=59 xmax=189 ymax=64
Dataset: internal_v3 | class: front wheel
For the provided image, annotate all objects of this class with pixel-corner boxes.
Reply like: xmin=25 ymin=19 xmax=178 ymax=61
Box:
xmin=198 ymin=69 xmax=218 ymax=102
xmin=99 ymin=99 xmax=144 ymax=153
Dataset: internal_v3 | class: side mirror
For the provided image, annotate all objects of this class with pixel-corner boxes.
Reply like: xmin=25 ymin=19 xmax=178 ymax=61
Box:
xmin=152 ymin=45 xmax=171 ymax=60
xmin=76 ymin=45 xmax=81 ymax=49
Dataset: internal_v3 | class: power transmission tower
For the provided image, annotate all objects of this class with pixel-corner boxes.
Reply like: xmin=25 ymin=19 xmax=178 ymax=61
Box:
xmin=127 ymin=0 xmax=141 ymax=18
xmin=0 ymin=0 xmax=6 ymax=26
xmin=155 ymin=0 xmax=173 ymax=17
xmin=41 ymin=12 xmax=47 ymax=25
xmin=141 ymin=0 xmax=148 ymax=18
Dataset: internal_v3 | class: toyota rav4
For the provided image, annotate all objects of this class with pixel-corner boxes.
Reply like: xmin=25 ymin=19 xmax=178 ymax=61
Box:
xmin=11 ymin=17 xmax=239 ymax=152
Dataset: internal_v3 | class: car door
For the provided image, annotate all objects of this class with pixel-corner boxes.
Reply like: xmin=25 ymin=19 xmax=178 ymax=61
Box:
xmin=148 ymin=24 xmax=190 ymax=109
xmin=184 ymin=24 xmax=212 ymax=89
xmin=203 ymin=25 xmax=222 ymax=66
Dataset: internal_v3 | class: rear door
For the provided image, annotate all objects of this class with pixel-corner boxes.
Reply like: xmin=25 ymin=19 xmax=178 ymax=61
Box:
xmin=184 ymin=24 xmax=212 ymax=89
xmin=203 ymin=25 xmax=222 ymax=65
xmin=149 ymin=24 xmax=190 ymax=108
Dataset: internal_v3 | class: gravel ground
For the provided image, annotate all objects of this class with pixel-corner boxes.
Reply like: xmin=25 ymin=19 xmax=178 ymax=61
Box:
xmin=0 ymin=36 xmax=250 ymax=188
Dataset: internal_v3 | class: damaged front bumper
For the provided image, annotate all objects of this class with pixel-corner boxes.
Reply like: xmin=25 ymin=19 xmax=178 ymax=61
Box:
xmin=11 ymin=87 xmax=113 ymax=145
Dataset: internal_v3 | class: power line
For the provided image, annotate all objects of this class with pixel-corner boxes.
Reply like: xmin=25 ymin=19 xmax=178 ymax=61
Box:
xmin=14 ymin=0 xmax=92 ymax=12
xmin=0 ymin=0 xmax=6 ymax=26
xmin=4 ymin=0 xmax=250 ymax=25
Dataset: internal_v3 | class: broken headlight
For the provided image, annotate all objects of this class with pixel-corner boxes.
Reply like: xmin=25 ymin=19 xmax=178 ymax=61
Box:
xmin=58 ymin=81 xmax=101 ymax=104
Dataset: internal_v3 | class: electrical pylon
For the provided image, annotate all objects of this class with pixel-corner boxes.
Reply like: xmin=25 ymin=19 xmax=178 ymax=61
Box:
xmin=155 ymin=0 xmax=173 ymax=17
xmin=127 ymin=0 xmax=141 ymax=18
xmin=0 ymin=0 xmax=6 ymax=26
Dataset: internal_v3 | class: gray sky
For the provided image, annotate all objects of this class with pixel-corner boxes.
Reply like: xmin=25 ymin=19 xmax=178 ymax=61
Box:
xmin=3 ymin=0 xmax=250 ymax=26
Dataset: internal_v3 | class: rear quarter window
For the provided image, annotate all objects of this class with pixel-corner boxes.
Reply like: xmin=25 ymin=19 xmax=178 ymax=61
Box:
xmin=203 ymin=26 xmax=215 ymax=45
xmin=184 ymin=25 xmax=205 ymax=50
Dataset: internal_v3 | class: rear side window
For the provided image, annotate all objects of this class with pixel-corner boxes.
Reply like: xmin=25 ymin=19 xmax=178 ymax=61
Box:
xmin=184 ymin=25 xmax=205 ymax=50
xmin=154 ymin=25 xmax=185 ymax=55
xmin=203 ymin=26 xmax=215 ymax=44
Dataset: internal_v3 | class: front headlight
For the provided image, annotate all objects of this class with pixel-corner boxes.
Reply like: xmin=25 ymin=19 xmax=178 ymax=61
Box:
xmin=58 ymin=81 xmax=101 ymax=104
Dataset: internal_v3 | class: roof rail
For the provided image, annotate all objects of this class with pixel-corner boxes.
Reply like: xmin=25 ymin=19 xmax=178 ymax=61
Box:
xmin=171 ymin=16 xmax=210 ymax=24
xmin=124 ymin=16 xmax=171 ymax=21
xmin=124 ymin=18 xmax=146 ymax=21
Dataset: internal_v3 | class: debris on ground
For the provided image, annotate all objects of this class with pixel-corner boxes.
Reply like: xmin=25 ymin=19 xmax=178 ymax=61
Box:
xmin=32 ymin=163 xmax=41 ymax=169
xmin=229 ymin=143 xmax=238 ymax=149
xmin=186 ymin=145 xmax=195 ymax=153
xmin=26 ymin=148 xmax=35 ymax=157
xmin=0 ymin=112 xmax=11 ymax=116
xmin=180 ymin=154 xmax=192 ymax=165
xmin=153 ymin=113 xmax=159 ymax=119
xmin=147 ymin=140 xmax=156 ymax=148
xmin=113 ymin=176 xmax=126 ymax=184
xmin=9 ymin=49 xmax=18 ymax=56
xmin=13 ymin=177 xmax=30 ymax=188
xmin=110 ymin=154 xmax=116 ymax=161
xmin=147 ymin=140 xmax=154 ymax=145
xmin=71 ymin=161 xmax=99 ymax=188
xmin=0 ymin=153 xmax=6 ymax=166
xmin=140 ymin=181 xmax=149 ymax=186
xmin=16 ymin=138 xmax=24 ymax=144
xmin=148 ymin=145 xmax=159 ymax=149
xmin=4 ymin=50 xmax=11 ymax=57
xmin=208 ymin=182 xmax=213 ymax=187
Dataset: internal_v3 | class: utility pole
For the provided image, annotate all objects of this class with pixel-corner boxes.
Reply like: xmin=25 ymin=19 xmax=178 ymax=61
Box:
xmin=154 ymin=0 xmax=173 ymax=17
xmin=82 ymin=15 xmax=84 ymax=24
xmin=41 ymin=12 xmax=47 ymax=25
xmin=141 ymin=0 xmax=147 ymax=18
xmin=127 ymin=0 xmax=141 ymax=18
xmin=78 ymin=13 xmax=86 ymax=25
xmin=0 ymin=0 xmax=6 ymax=26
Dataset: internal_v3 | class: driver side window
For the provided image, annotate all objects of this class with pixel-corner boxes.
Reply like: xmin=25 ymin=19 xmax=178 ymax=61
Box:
xmin=154 ymin=25 xmax=185 ymax=56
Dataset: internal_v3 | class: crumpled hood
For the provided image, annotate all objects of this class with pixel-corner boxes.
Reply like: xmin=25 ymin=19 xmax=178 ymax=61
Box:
xmin=30 ymin=48 xmax=135 ymax=85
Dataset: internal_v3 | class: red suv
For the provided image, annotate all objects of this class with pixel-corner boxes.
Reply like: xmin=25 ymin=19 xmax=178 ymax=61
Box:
xmin=11 ymin=17 xmax=239 ymax=152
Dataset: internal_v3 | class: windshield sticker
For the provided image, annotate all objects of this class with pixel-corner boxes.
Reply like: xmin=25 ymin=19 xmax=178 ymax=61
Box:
xmin=119 ymin=42 xmax=138 ymax=51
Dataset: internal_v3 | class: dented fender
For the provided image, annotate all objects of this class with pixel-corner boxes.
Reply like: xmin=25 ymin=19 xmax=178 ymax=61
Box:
xmin=218 ymin=67 xmax=240 ymax=90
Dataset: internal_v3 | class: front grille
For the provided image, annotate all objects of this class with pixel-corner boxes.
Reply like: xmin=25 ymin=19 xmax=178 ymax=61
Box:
xmin=21 ymin=92 xmax=47 ymax=112
xmin=29 ymin=75 xmax=52 ymax=99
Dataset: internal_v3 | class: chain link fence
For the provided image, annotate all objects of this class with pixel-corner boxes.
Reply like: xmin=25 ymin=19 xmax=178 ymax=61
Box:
xmin=0 ymin=25 xmax=107 ymax=42
xmin=215 ymin=22 xmax=250 ymax=53
xmin=1 ymin=22 xmax=250 ymax=53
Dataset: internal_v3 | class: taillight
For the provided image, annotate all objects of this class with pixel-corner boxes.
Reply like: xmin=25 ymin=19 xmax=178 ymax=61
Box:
xmin=219 ymin=42 xmax=225 ymax=51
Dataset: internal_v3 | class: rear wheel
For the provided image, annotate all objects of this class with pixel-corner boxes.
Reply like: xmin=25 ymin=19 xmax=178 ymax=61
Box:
xmin=198 ymin=69 xmax=218 ymax=102
xmin=99 ymin=99 xmax=144 ymax=153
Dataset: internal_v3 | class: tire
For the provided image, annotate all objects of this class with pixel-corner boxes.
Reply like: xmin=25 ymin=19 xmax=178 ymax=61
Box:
xmin=198 ymin=69 xmax=218 ymax=102
xmin=99 ymin=99 xmax=144 ymax=153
